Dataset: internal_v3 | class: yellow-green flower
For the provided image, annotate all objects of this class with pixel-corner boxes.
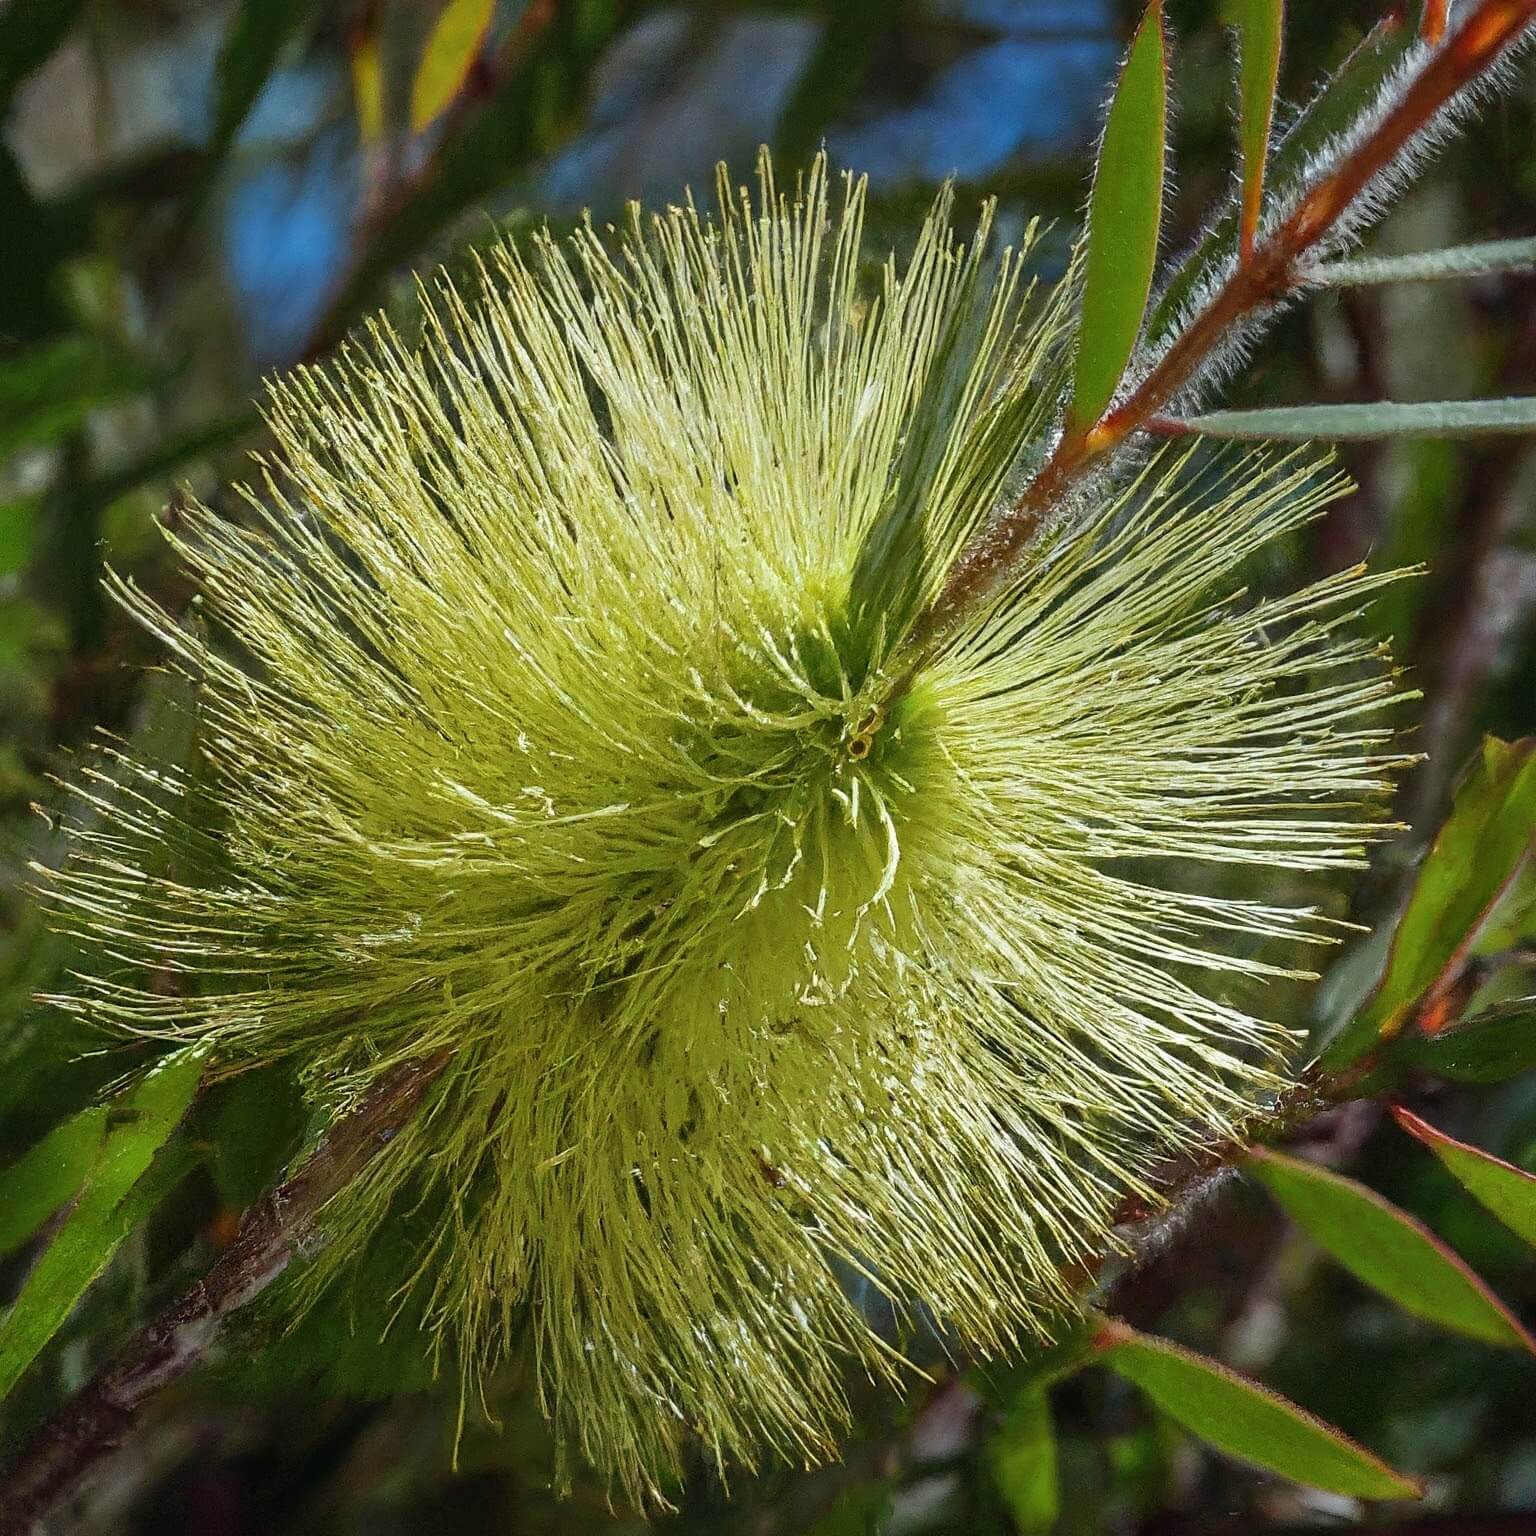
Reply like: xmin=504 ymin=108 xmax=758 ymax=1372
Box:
xmin=46 ymin=156 xmax=1403 ymax=1501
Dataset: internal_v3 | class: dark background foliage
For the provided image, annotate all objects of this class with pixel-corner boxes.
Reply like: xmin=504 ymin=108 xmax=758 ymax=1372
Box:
xmin=3 ymin=1 xmax=1536 ymax=1531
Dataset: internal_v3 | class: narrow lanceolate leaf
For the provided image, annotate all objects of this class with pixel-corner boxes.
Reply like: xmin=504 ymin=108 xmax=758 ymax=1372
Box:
xmin=1393 ymin=1106 xmax=1536 ymax=1248
xmin=0 ymin=1048 xmax=205 ymax=1398
xmin=0 ymin=336 xmax=156 ymax=459
xmin=1307 ymin=236 xmax=1536 ymax=289
xmin=209 ymin=0 xmax=309 ymax=164
xmin=1396 ymin=1000 xmax=1536 ymax=1084
xmin=1096 ymin=1319 xmax=1421 ymax=1500
xmin=1146 ymin=15 xmax=1413 ymax=346
xmin=1161 ymin=397 xmax=1536 ymax=441
xmin=409 ymin=0 xmax=494 ymax=133
xmin=1069 ymin=0 xmax=1167 ymax=431
xmin=1247 ymin=1147 xmax=1535 ymax=1355
xmin=0 ymin=1107 xmax=107 ymax=1256
xmin=1322 ymin=736 xmax=1536 ymax=1070
xmin=1230 ymin=0 xmax=1284 ymax=262
xmin=351 ymin=29 xmax=385 ymax=145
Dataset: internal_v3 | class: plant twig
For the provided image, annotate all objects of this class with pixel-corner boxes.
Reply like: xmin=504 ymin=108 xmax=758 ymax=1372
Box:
xmin=888 ymin=0 xmax=1536 ymax=691
xmin=0 ymin=1051 xmax=449 ymax=1536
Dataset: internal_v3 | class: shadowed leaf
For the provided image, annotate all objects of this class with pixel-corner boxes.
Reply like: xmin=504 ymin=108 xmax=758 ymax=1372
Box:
xmin=1394 ymin=1105 xmax=1536 ymax=1248
xmin=1069 ymin=0 xmax=1167 ymax=431
xmin=808 ymin=1483 xmax=894 ymax=1536
xmin=0 ymin=336 xmax=156 ymax=460
xmin=1395 ymin=1000 xmax=1536 ymax=1083
xmin=1247 ymin=1147 xmax=1535 ymax=1354
xmin=989 ymin=1382 xmax=1059 ymax=1531
xmin=209 ymin=0 xmax=309 ymax=165
xmin=1097 ymin=1319 xmax=1421 ymax=1499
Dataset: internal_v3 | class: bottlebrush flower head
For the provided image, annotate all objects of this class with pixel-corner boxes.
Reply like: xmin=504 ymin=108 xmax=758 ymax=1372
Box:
xmin=45 ymin=154 xmax=1405 ymax=1502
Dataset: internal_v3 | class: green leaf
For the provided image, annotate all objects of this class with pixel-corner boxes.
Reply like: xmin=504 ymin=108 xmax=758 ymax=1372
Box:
xmin=0 ymin=336 xmax=156 ymax=461
xmin=1322 ymin=737 xmax=1536 ymax=1070
xmin=209 ymin=0 xmax=310 ymax=164
xmin=774 ymin=0 xmax=884 ymax=164
xmin=1395 ymin=1000 xmax=1536 ymax=1084
xmin=0 ymin=1107 xmax=107 ymax=1256
xmin=1161 ymin=397 xmax=1536 ymax=441
xmin=0 ymin=494 xmax=39 ymax=576
xmin=1247 ymin=1147 xmax=1535 ymax=1353
xmin=1308 ymin=235 xmax=1536 ymax=288
xmin=1230 ymin=0 xmax=1283 ymax=261
xmin=1069 ymin=0 xmax=1167 ymax=431
xmin=351 ymin=29 xmax=386 ymax=144
xmin=203 ymin=1060 xmax=309 ymax=1210
xmin=217 ymin=1195 xmax=441 ymax=1402
xmin=0 ymin=1048 xmax=206 ymax=1399
xmin=318 ymin=5 xmax=622 ymax=348
xmin=410 ymin=0 xmax=495 ymax=133
xmin=989 ymin=1382 xmax=1059 ymax=1532
xmin=1393 ymin=1105 xmax=1536 ymax=1248
xmin=1097 ymin=1319 xmax=1420 ymax=1500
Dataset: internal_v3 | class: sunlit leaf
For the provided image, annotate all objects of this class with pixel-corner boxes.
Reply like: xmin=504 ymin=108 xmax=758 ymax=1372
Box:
xmin=1394 ymin=1105 xmax=1536 ymax=1248
xmin=1069 ymin=0 xmax=1167 ymax=431
xmin=1158 ymin=397 xmax=1536 ymax=441
xmin=410 ymin=0 xmax=495 ymax=134
xmin=0 ymin=1048 xmax=206 ymax=1398
xmin=1146 ymin=17 xmax=1413 ymax=346
xmin=1247 ymin=1147 xmax=1534 ymax=1353
xmin=1097 ymin=1319 xmax=1421 ymax=1499
xmin=1322 ymin=737 xmax=1536 ymax=1069
xmin=1229 ymin=0 xmax=1283 ymax=261
xmin=0 ymin=1107 xmax=107 ymax=1256
xmin=319 ymin=4 xmax=620 ymax=346
xmin=1395 ymin=1000 xmax=1536 ymax=1083
xmin=989 ymin=1382 xmax=1059 ymax=1531
xmin=351 ymin=30 xmax=386 ymax=145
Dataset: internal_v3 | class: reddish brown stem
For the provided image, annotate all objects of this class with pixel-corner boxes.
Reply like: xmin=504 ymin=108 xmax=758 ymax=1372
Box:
xmin=0 ymin=1052 xmax=449 ymax=1536
xmin=900 ymin=0 xmax=1536 ymax=675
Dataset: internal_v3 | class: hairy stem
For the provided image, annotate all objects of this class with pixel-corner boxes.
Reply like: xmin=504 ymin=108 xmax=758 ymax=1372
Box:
xmin=0 ymin=1052 xmax=449 ymax=1536
xmin=891 ymin=0 xmax=1536 ymax=686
